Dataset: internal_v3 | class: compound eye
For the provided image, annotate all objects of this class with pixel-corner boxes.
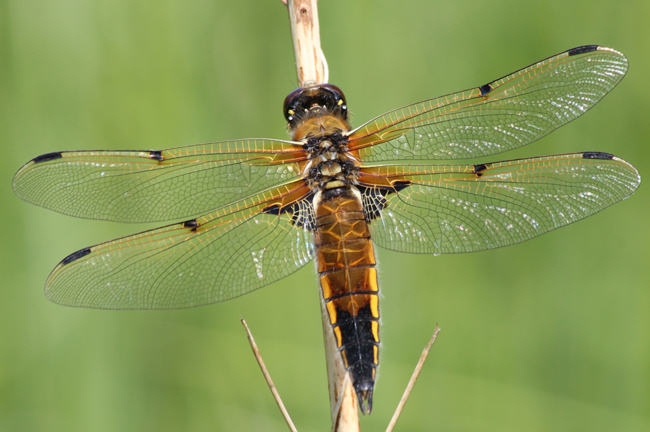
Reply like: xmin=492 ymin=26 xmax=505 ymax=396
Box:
xmin=320 ymin=84 xmax=347 ymax=107
xmin=283 ymin=87 xmax=304 ymax=121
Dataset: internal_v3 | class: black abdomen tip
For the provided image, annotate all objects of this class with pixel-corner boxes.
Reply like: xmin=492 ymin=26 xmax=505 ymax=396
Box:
xmin=354 ymin=381 xmax=374 ymax=415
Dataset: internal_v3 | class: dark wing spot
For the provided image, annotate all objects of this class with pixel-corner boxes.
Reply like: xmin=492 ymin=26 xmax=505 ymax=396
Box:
xmin=359 ymin=182 xmax=412 ymax=221
xmin=473 ymin=163 xmax=489 ymax=176
xmin=261 ymin=196 xmax=315 ymax=230
xmin=32 ymin=152 xmax=63 ymax=164
xmin=182 ymin=219 xmax=199 ymax=231
xmin=392 ymin=180 xmax=411 ymax=193
xmin=261 ymin=204 xmax=282 ymax=215
xmin=149 ymin=150 xmax=164 ymax=161
xmin=568 ymin=45 xmax=598 ymax=56
xmin=61 ymin=247 xmax=92 ymax=265
xmin=582 ymin=152 xmax=614 ymax=160
xmin=290 ymin=199 xmax=316 ymax=230
xmin=479 ymin=83 xmax=493 ymax=97
xmin=360 ymin=187 xmax=387 ymax=221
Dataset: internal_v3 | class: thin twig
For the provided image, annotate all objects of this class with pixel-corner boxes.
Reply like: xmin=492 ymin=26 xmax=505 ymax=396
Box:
xmin=320 ymin=46 xmax=329 ymax=83
xmin=283 ymin=0 xmax=359 ymax=430
xmin=320 ymin=293 xmax=360 ymax=432
xmin=285 ymin=0 xmax=326 ymax=86
xmin=242 ymin=319 xmax=298 ymax=432
xmin=330 ymin=372 xmax=351 ymax=432
xmin=385 ymin=326 xmax=442 ymax=432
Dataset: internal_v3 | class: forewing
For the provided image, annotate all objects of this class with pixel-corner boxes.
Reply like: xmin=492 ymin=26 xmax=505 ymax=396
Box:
xmin=359 ymin=153 xmax=640 ymax=254
xmin=348 ymin=46 xmax=628 ymax=161
xmin=45 ymin=183 xmax=316 ymax=309
xmin=13 ymin=139 xmax=306 ymax=223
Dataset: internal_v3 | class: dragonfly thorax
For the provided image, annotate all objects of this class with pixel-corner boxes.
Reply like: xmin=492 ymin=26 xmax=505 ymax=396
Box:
xmin=302 ymin=133 xmax=359 ymax=191
xmin=305 ymin=156 xmax=359 ymax=191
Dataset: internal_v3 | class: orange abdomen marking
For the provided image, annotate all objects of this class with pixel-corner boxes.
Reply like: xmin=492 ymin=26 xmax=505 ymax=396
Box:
xmin=314 ymin=186 xmax=379 ymax=411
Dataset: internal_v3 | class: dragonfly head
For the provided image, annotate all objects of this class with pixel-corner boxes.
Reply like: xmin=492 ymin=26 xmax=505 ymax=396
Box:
xmin=283 ymin=84 xmax=349 ymax=131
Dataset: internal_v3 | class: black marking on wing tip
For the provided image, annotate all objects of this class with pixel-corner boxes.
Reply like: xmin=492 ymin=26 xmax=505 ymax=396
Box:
xmin=182 ymin=218 xmax=199 ymax=231
xmin=149 ymin=150 xmax=164 ymax=161
xmin=479 ymin=83 xmax=493 ymax=97
xmin=32 ymin=152 xmax=63 ymax=164
xmin=568 ymin=45 xmax=599 ymax=56
xmin=473 ymin=163 xmax=489 ymax=176
xmin=583 ymin=152 xmax=614 ymax=160
xmin=61 ymin=247 xmax=92 ymax=265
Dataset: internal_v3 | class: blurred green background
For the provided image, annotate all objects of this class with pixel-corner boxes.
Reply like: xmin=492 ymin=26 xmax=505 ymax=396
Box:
xmin=1 ymin=0 xmax=648 ymax=431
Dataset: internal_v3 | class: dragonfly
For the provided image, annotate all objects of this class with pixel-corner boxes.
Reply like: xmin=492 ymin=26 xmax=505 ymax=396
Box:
xmin=13 ymin=45 xmax=640 ymax=414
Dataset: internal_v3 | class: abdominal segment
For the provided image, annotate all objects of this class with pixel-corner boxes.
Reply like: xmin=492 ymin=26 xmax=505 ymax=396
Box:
xmin=314 ymin=186 xmax=379 ymax=414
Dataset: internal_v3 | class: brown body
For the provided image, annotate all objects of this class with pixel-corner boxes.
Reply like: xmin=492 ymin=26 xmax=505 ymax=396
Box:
xmin=287 ymin=84 xmax=380 ymax=413
xmin=314 ymin=187 xmax=380 ymax=409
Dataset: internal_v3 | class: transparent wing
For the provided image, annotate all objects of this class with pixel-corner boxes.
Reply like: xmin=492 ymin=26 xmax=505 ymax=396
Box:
xmin=358 ymin=153 xmax=640 ymax=254
xmin=13 ymin=139 xmax=306 ymax=223
xmin=348 ymin=46 xmax=628 ymax=161
xmin=45 ymin=183 xmax=316 ymax=309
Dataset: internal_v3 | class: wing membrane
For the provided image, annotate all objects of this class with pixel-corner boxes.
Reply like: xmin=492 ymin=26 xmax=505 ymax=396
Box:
xmin=348 ymin=46 xmax=628 ymax=161
xmin=13 ymin=139 xmax=306 ymax=223
xmin=359 ymin=153 xmax=640 ymax=254
xmin=45 ymin=182 xmax=315 ymax=309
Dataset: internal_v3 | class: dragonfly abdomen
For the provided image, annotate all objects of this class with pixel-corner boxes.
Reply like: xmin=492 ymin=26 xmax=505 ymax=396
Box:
xmin=313 ymin=185 xmax=379 ymax=414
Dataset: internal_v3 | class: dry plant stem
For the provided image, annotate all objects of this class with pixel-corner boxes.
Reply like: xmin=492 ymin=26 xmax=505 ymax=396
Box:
xmin=285 ymin=0 xmax=326 ymax=86
xmin=330 ymin=372 xmax=351 ymax=430
xmin=321 ymin=292 xmax=360 ymax=432
xmin=385 ymin=326 xmax=442 ymax=432
xmin=241 ymin=319 xmax=298 ymax=432
xmin=283 ymin=0 xmax=359 ymax=430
